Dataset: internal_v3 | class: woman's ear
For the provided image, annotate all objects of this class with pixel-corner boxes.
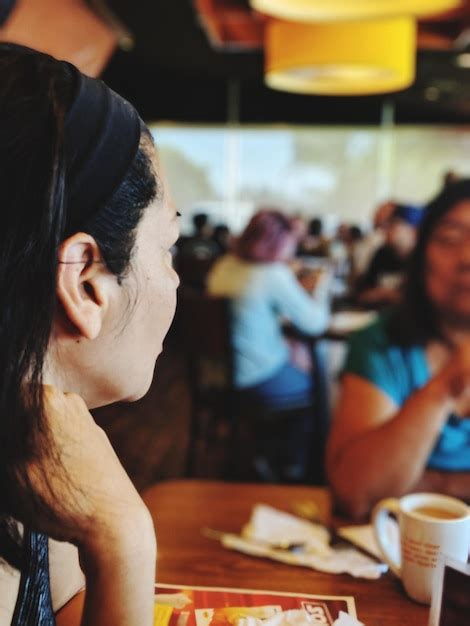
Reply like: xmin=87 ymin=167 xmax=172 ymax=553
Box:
xmin=56 ymin=233 xmax=109 ymax=340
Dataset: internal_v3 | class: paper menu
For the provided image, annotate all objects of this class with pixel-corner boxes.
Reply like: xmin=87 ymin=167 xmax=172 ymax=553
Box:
xmin=154 ymin=583 xmax=357 ymax=626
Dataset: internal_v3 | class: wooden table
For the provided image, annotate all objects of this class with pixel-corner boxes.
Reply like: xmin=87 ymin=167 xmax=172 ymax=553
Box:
xmin=143 ymin=480 xmax=430 ymax=626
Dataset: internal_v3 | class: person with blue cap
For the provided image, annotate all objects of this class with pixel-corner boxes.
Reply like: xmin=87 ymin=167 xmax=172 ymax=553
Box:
xmin=355 ymin=202 xmax=424 ymax=308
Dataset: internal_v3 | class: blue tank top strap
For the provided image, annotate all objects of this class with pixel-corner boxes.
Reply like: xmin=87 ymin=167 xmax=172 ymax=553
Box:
xmin=11 ymin=530 xmax=55 ymax=626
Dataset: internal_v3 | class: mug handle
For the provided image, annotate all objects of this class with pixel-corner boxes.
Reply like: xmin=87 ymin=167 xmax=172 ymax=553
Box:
xmin=372 ymin=497 xmax=402 ymax=577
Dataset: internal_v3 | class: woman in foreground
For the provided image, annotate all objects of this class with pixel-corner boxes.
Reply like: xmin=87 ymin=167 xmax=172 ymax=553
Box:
xmin=0 ymin=45 xmax=180 ymax=625
xmin=327 ymin=180 xmax=470 ymax=519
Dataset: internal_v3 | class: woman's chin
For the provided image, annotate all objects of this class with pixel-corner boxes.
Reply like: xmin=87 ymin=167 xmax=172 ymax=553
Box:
xmin=127 ymin=385 xmax=152 ymax=403
xmin=99 ymin=353 xmax=161 ymax=406
xmin=123 ymin=363 xmax=158 ymax=403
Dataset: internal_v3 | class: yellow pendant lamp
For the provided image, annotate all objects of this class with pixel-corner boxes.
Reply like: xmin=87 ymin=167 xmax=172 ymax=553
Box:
xmin=265 ymin=17 xmax=416 ymax=95
xmin=251 ymin=0 xmax=462 ymax=21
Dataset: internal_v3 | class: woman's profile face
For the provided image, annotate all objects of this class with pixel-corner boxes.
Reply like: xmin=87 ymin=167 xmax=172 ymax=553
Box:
xmin=49 ymin=147 xmax=180 ymax=408
xmin=111 ymin=157 xmax=180 ymax=402
xmin=425 ymin=200 xmax=470 ymax=326
xmin=84 ymin=150 xmax=180 ymax=406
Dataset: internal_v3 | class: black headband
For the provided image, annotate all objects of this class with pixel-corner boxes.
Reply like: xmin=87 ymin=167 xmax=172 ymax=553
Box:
xmin=64 ymin=69 xmax=142 ymax=233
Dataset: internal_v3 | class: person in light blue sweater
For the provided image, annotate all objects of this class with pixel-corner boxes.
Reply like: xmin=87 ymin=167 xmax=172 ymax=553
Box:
xmin=327 ymin=180 xmax=470 ymax=518
xmin=208 ymin=210 xmax=330 ymax=404
xmin=208 ymin=210 xmax=330 ymax=480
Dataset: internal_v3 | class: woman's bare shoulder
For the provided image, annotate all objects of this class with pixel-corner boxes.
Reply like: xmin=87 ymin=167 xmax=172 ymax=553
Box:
xmin=0 ymin=559 xmax=21 ymax=626
xmin=48 ymin=537 xmax=85 ymax=613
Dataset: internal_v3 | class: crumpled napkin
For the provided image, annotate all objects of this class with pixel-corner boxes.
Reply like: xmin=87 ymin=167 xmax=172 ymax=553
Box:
xmin=219 ymin=504 xmax=387 ymax=580
xmin=334 ymin=611 xmax=365 ymax=626
xmin=234 ymin=608 xmax=364 ymax=626
xmin=243 ymin=503 xmax=331 ymax=556
xmin=337 ymin=522 xmax=399 ymax=563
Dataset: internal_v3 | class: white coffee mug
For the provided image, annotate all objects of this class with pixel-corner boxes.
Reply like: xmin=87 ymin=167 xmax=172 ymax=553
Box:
xmin=372 ymin=493 xmax=470 ymax=605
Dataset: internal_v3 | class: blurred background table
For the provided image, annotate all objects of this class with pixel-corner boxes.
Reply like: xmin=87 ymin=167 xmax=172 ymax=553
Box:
xmin=143 ymin=480 xmax=430 ymax=626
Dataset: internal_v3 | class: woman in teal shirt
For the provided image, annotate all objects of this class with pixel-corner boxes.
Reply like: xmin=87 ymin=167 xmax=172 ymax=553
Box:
xmin=327 ymin=180 xmax=470 ymax=519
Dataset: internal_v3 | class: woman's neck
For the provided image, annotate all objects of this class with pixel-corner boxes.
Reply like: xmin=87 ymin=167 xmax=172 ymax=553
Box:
xmin=426 ymin=322 xmax=470 ymax=374
xmin=439 ymin=322 xmax=470 ymax=350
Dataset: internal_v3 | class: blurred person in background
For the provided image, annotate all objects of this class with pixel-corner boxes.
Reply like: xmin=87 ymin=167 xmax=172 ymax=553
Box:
xmin=211 ymin=223 xmax=231 ymax=256
xmin=327 ymin=180 xmax=470 ymax=519
xmin=178 ymin=211 xmax=218 ymax=260
xmin=291 ymin=214 xmax=308 ymax=237
xmin=443 ymin=169 xmax=461 ymax=188
xmin=207 ymin=209 xmax=330 ymax=481
xmin=355 ymin=204 xmax=423 ymax=308
xmin=352 ymin=200 xmax=397 ymax=277
xmin=330 ymin=224 xmax=366 ymax=293
xmin=298 ymin=217 xmax=330 ymax=258
xmin=346 ymin=225 xmax=365 ymax=282
xmin=329 ymin=223 xmax=353 ymax=284
xmin=193 ymin=212 xmax=212 ymax=237
xmin=176 ymin=212 xmax=219 ymax=289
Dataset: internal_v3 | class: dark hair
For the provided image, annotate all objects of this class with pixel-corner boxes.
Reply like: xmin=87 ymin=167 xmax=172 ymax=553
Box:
xmin=349 ymin=225 xmax=363 ymax=241
xmin=309 ymin=218 xmax=323 ymax=237
xmin=0 ymin=45 xmax=158 ymax=566
xmin=214 ymin=224 xmax=229 ymax=236
xmin=236 ymin=209 xmax=296 ymax=263
xmin=193 ymin=212 xmax=209 ymax=233
xmin=389 ymin=179 xmax=470 ymax=345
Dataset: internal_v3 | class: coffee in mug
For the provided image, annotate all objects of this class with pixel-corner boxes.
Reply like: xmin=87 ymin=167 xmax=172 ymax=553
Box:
xmin=410 ymin=506 xmax=461 ymax=521
xmin=372 ymin=493 xmax=470 ymax=605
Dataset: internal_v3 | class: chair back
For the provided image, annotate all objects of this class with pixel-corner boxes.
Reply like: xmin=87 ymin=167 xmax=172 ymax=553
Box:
xmin=177 ymin=288 xmax=235 ymax=476
xmin=176 ymin=254 xmax=216 ymax=290
xmin=178 ymin=288 xmax=234 ymax=393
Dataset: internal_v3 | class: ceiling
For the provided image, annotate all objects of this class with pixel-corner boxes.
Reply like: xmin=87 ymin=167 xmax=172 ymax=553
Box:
xmin=101 ymin=1 xmax=469 ymax=124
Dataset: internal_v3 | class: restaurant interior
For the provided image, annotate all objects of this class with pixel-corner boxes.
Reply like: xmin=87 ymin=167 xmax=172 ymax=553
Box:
xmin=0 ymin=1 xmax=469 ymax=625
